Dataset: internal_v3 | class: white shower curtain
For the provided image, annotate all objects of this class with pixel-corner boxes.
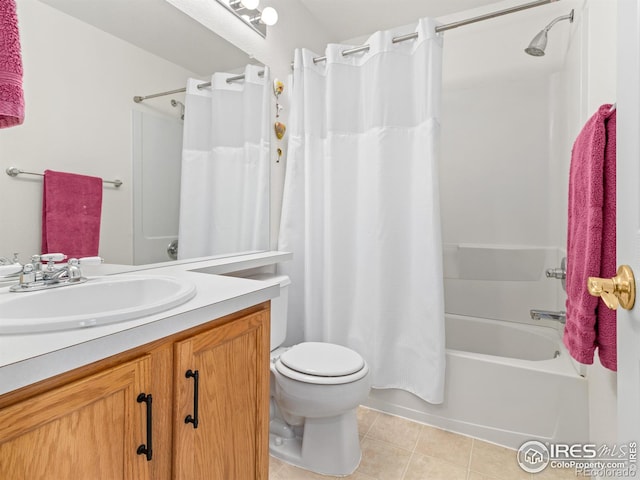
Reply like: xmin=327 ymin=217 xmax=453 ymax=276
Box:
xmin=178 ymin=64 xmax=270 ymax=259
xmin=278 ymin=19 xmax=446 ymax=403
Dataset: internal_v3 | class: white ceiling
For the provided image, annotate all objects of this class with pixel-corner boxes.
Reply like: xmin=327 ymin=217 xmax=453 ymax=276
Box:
xmin=39 ymin=0 xmax=575 ymax=78
xmin=40 ymin=0 xmax=252 ymax=76
xmin=297 ymin=0 xmax=513 ymax=41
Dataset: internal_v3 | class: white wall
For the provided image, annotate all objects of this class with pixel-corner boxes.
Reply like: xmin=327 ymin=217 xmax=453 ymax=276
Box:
xmin=0 ymin=0 xmax=197 ymax=264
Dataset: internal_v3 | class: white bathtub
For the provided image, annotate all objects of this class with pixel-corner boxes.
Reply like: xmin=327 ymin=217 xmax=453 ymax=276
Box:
xmin=365 ymin=314 xmax=589 ymax=449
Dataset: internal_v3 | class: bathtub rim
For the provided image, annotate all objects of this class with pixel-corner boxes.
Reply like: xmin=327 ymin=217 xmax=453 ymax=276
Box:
xmin=444 ymin=313 xmax=583 ymax=378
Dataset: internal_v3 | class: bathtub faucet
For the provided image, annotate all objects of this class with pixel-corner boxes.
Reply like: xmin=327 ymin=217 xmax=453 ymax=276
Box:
xmin=530 ymin=309 xmax=566 ymax=324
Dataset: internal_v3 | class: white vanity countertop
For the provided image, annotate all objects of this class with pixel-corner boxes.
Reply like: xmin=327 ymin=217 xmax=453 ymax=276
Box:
xmin=0 ymin=251 xmax=290 ymax=396
xmin=79 ymin=250 xmax=292 ymax=276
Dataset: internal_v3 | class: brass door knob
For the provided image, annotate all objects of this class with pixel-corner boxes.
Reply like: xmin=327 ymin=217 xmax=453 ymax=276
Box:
xmin=587 ymin=265 xmax=636 ymax=310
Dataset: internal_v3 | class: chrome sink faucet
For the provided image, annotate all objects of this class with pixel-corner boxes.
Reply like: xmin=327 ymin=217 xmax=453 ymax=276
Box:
xmin=43 ymin=258 xmax=84 ymax=282
xmin=9 ymin=254 xmax=101 ymax=292
xmin=530 ymin=309 xmax=566 ymax=324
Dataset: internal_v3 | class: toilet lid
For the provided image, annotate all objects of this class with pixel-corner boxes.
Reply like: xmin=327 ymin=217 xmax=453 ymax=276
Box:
xmin=279 ymin=342 xmax=365 ymax=377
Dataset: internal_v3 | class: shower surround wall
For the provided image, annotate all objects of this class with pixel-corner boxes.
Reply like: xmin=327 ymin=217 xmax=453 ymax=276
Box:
xmin=440 ymin=76 xmax=566 ymax=323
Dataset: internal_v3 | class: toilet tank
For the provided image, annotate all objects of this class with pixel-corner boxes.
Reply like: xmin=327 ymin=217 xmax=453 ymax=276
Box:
xmin=246 ymin=273 xmax=290 ymax=350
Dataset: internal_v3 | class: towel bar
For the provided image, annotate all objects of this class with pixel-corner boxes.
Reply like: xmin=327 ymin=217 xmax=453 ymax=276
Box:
xmin=5 ymin=167 xmax=122 ymax=188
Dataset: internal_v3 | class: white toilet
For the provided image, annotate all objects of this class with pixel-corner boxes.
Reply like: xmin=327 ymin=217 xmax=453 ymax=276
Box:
xmin=248 ymin=273 xmax=371 ymax=476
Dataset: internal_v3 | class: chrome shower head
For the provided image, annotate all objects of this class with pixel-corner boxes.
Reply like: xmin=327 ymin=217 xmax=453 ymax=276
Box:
xmin=525 ymin=30 xmax=548 ymax=56
xmin=525 ymin=9 xmax=574 ymax=57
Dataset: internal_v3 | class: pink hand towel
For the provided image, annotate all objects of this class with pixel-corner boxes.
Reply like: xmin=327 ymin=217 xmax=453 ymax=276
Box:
xmin=41 ymin=170 xmax=103 ymax=259
xmin=564 ymin=104 xmax=617 ymax=370
xmin=0 ymin=0 xmax=24 ymax=128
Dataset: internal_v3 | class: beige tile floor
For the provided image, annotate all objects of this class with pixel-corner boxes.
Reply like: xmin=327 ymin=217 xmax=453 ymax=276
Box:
xmin=269 ymin=407 xmax=584 ymax=480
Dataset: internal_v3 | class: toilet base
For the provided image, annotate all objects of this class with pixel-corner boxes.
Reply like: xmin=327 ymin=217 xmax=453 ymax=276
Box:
xmin=269 ymin=411 xmax=362 ymax=476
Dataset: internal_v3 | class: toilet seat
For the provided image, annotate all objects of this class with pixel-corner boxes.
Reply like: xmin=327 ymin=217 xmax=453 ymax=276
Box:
xmin=275 ymin=342 xmax=368 ymax=385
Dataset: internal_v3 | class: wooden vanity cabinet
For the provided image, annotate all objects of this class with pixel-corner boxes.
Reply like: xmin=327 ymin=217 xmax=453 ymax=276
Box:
xmin=173 ymin=307 xmax=270 ymax=480
xmin=0 ymin=303 xmax=270 ymax=480
xmin=0 ymin=355 xmax=153 ymax=480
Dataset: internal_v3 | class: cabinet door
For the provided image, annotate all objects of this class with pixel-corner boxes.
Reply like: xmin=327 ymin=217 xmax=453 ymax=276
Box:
xmin=0 ymin=355 xmax=152 ymax=480
xmin=173 ymin=309 xmax=270 ymax=480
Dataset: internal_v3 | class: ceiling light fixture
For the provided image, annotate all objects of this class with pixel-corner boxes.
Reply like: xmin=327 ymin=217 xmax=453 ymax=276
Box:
xmin=215 ymin=0 xmax=278 ymax=38
xmin=251 ymin=6 xmax=278 ymax=26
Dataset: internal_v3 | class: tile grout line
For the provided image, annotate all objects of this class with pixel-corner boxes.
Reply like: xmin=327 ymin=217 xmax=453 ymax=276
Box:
xmin=399 ymin=451 xmax=415 ymax=480
xmin=398 ymin=426 xmax=423 ymax=480
xmin=467 ymin=437 xmax=475 ymax=480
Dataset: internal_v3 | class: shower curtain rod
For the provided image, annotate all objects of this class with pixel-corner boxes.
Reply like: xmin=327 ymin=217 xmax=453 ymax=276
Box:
xmin=133 ymin=69 xmax=265 ymax=103
xmin=310 ymin=0 xmax=559 ymax=64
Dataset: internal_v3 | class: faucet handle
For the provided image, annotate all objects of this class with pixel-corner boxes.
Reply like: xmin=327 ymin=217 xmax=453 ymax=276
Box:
xmin=64 ymin=257 xmax=102 ymax=281
xmin=39 ymin=253 xmax=67 ymax=272
xmin=65 ymin=258 xmax=84 ymax=281
xmin=78 ymin=256 xmax=104 ymax=265
xmin=19 ymin=263 xmax=36 ymax=285
xmin=545 ymin=267 xmax=566 ymax=279
xmin=40 ymin=253 xmax=66 ymax=263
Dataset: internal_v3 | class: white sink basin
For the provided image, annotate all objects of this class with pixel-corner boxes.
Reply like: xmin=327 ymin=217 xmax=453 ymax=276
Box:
xmin=0 ymin=275 xmax=197 ymax=334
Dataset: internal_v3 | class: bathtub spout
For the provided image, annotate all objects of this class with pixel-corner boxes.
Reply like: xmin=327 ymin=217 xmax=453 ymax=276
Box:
xmin=530 ymin=309 xmax=566 ymax=324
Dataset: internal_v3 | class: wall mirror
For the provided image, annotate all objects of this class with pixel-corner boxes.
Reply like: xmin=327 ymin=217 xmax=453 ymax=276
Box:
xmin=0 ymin=0 xmax=271 ymax=266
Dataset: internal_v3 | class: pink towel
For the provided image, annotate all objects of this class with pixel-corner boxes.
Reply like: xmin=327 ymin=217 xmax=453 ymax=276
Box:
xmin=597 ymin=108 xmax=616 ymax=370
xmin=0 ymin=0 xmax=24 ymax=128
xmin=564 ymin=104 xmax=617 ymax=370
xmin=41 ymin=170 xmax=103 ymax=259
